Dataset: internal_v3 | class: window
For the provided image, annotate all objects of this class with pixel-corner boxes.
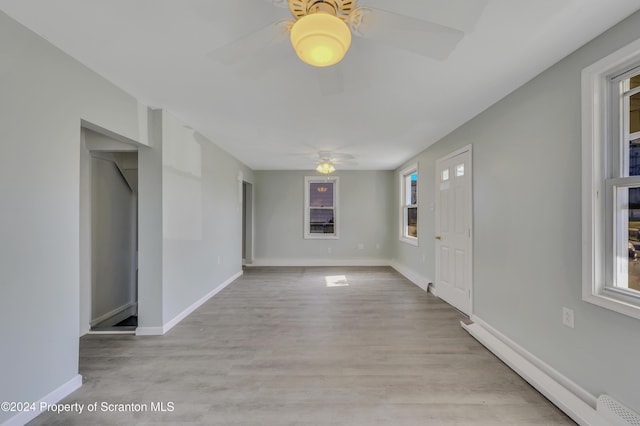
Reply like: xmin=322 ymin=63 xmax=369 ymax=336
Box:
xmin=582 ymin=37 xmax=640 ymax=319
xmin=400 ymin=165 xmax=418 ymax=245
xmin=304 ymin=176 xmax=338 ymax=239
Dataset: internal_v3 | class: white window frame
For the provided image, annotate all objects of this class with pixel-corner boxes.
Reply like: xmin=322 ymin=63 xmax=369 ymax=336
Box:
xmin=400 ymin=164 xmax=418 ymax=246
xmin=304 ymin=176 xmax=339 ymax=239
xmin=582 ymin=37 xmax=640 ymax=320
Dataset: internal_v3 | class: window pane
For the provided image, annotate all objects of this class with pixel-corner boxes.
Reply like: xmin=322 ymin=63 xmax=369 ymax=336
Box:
xmin=631 ymin=74 xmax=640 ymax=90
xmin=631 ymin=91 xmax=640 ymax=134
xmin=309 ymin=208 xmax=334 ymax=234
xmin=309 ymin=182 xmax=334 ymax=207
xmin=410 ymin=173 xmax=417 ymax=205
xmin=404 ymin=173 xmax=417 ymax=205
xmin=618 ymin=187 xmax=640 ymax=292
xmin=404 ymin=176 xmax=411 ymax=205
xmin=407 ymin=207 xmax=417 ymax=237
xmin=456 ymin=164 xmax=465 ymax=177
xmin=630 ymin=137 xmax=640 ymax=176
xmin=442 ymin=169 xmax=449 ymax=181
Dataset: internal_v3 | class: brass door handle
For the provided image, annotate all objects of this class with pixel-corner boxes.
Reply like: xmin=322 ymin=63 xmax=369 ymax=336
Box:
xmin=435 ymin=236 xmax=441 ymax=240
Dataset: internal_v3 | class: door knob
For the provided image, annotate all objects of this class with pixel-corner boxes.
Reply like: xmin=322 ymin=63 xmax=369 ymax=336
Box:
xmin=435 ymin=236 xmax=441 ymax=240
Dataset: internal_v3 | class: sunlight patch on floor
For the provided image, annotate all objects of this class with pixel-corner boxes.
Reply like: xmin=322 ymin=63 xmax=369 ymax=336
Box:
xmin=325 ymin=275 xmax=348 ymax=287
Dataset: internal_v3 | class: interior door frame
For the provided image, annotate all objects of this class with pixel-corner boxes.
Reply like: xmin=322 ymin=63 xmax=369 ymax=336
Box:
xmin=435 ymin=144 xmax=473 ymax=315
xmin=242 ymin=181 xmax=254 ymax=265
xmin=80 ymin=124 xmax=142 ymax=335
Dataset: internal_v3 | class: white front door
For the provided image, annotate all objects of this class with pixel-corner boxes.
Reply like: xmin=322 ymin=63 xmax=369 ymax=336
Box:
xmin=435 ymin=146 xmax=472 ymax=315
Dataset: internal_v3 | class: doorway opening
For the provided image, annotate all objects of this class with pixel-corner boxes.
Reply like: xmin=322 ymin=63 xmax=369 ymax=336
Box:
xmin=80 ymin=128 xmax=139 ymax=335
xmin=242 ymin=181 xmax=253 ymax=265
xmin=435 ymin=145 xmax=473 ymax=315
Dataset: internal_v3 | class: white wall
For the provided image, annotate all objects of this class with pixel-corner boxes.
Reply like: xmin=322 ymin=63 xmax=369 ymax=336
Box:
xmin=160 ymin=110 xmax=253 ymax=323
xmin=254 ymin=170 xmax=393 ymax=265
xmin=0 ymin=10 xmax=150 ymax=424
xmin=392 ymin=10 xmax=640 ymax=413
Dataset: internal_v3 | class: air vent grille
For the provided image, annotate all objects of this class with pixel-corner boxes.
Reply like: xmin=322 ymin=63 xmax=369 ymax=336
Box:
xmin=597 ymin=395 xmax=640 ymax=426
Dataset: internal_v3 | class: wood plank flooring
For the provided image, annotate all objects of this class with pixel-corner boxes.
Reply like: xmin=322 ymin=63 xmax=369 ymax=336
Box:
xmin=29 ymin=266 xmax=574 ymax=425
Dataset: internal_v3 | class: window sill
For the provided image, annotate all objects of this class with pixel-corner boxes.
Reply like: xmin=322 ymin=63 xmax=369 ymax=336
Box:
xmin=400 ymin=236 xmax=418 ymax=247
xmin=583 ymin=291 xmax=640 ymax=321
xmin=304 ymin=235 xmax=339 ymax=240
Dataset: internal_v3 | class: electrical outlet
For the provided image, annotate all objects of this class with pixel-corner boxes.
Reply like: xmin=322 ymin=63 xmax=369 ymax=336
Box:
xmin=562 ymin=307 xmax=574 ymax=328
xmin=357 ymin=243 xmax=364 ymax=250
xmin=327 ymin=247 xmax=332 ymax=254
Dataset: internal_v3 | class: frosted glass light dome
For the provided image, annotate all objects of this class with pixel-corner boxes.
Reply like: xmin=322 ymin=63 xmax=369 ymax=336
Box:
xmin=290 ymin=12 xmax=352 ymax=67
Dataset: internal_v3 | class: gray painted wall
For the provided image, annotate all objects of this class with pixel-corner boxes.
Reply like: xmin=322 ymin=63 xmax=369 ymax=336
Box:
xmin=254 ymin=171 xmax=393 ymax=264
xmin=138 ymin=109 xmax=165 ymax=329
xmin=0 ymin=11 xmax=150 ymax=424
xmin=160 ymin=110 xmax=253 ymax=322
xmin=0 ymin=12 xmax=254 ymax=423
xmin=392 ymin=10 xmax=640 ymax=412
xmin=3 ymin=2 xmax=640 ymax=422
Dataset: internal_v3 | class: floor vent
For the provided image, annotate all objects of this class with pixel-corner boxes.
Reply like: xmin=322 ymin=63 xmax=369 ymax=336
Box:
xmin=597 ymin=395 xmax=640 ymax=425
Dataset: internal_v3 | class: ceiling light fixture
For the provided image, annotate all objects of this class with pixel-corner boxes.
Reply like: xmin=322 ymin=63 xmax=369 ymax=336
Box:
xmin=316 ymin=161 xmax=336 ymax=174
xmin=289 ymin=3 xmax=352 ymax=67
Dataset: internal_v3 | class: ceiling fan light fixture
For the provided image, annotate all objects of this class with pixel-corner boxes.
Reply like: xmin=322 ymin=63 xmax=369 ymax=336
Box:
xmin=290 ymin=12 xmax=351 ymax=67
xmin=316 ymin=161 xmax=336 ymax=174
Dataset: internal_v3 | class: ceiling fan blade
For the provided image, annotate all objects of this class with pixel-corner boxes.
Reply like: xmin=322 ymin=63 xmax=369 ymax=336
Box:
xmin=354 ymin=8 xmax=464 ymax=60
xmin=208 ymin=20 xmax=291 ymax=66
xmin=331 ymin=153 xmax=355 ymax=161
xmin=317 ymin=150 xmax=356 ymax=163
xmin=232 ymin=42 xmax=293 ymax=80
xmin=263 ymin=0 xmax=289 ymax=8
xmin=359 ymin=0 xmax=487 ymax=32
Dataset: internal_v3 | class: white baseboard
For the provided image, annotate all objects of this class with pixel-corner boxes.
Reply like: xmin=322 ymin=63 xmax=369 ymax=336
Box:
xmin=2 ymin=375 xmax=82 ymax=426
xmin=389 ymin=261 xmax=432 ymax=293
xmin=462 ymin=316 xmax=605 ymax=426
xmin=90 ymin=302 xmax=137 ymax=327
xmin=249 ymin=258 xmax=391 ymax=267
xmin=135 ymin=270 xmax=243 ymax=336
xmin=135 ymin=326 xmax=164 ymax=336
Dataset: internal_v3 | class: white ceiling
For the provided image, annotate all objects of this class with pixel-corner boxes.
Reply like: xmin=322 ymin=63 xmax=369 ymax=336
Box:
xmin=1 ymin=0 xmax=639 ymax=170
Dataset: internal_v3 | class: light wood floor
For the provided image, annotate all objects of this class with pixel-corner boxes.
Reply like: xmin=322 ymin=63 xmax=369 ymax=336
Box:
xmin=30 ymin=267 xmax=574 ymax=425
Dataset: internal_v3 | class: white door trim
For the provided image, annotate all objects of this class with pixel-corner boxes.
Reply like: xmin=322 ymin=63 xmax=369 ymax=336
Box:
xmin=435 ymin=144 xmax=473 ymax=315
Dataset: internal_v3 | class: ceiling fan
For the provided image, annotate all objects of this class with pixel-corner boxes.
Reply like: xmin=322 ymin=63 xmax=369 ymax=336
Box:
xmin=315 ymin=150 xmax=355 ymax=173
xmin=210 ymin=0 xmax=472 ymax=69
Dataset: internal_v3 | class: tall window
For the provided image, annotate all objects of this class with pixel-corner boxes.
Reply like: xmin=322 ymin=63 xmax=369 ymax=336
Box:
xmin=612 ymin=69 xmax=640 ymax=295
xmin=582 ymin=38 xmax=640 ymax=320
xmin=400 ymin=165 xmax=418 ymax=245
xmin=304 ymin=176 xmax=338 ymax=239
